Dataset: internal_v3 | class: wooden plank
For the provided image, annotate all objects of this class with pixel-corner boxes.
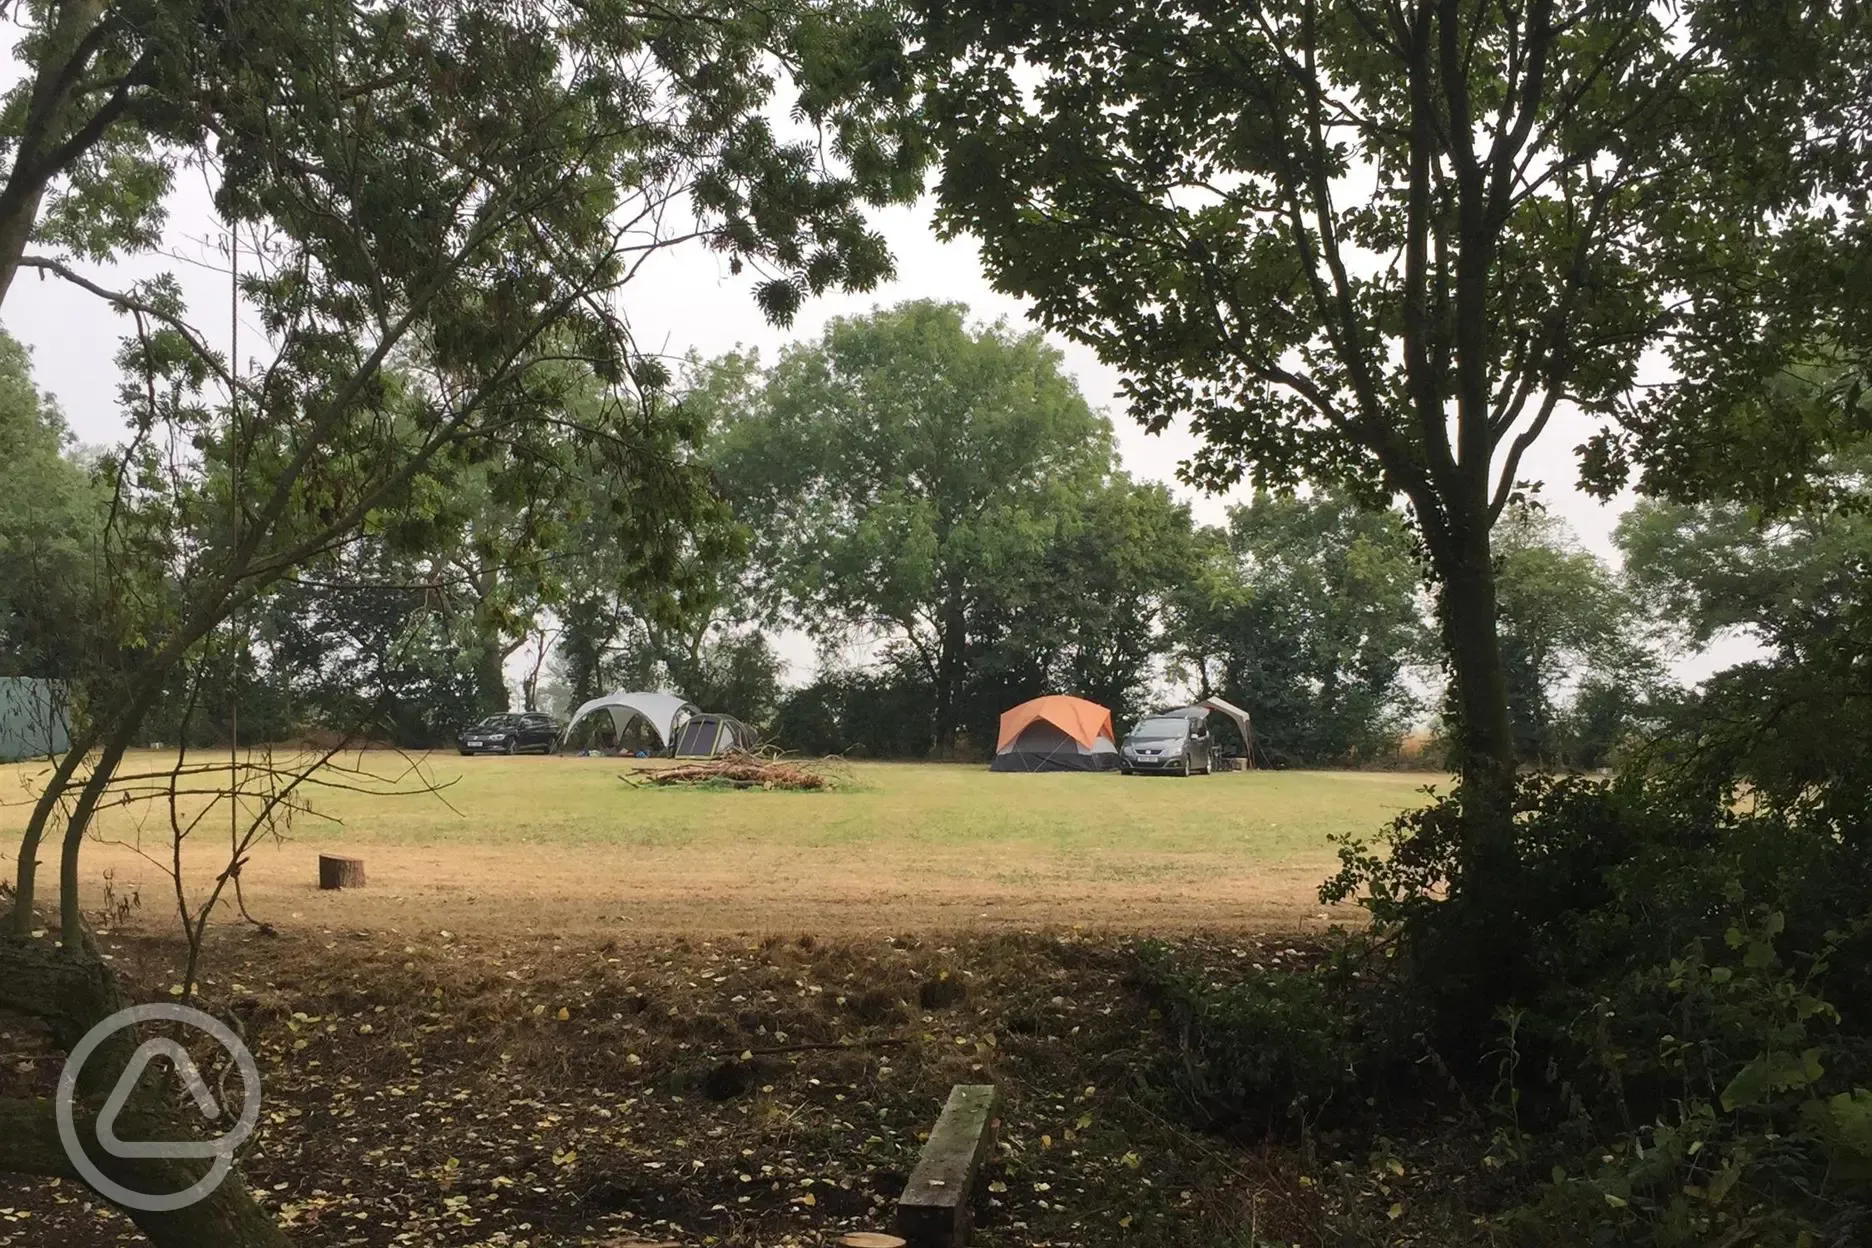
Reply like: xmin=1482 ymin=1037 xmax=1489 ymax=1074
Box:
xmin=895 ymin=1084 xmax=999 ymax=1248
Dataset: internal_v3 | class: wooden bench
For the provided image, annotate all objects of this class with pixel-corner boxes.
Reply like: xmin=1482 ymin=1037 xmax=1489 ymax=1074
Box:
xmin=895 ymin=1084 xmax=999 ymax=1248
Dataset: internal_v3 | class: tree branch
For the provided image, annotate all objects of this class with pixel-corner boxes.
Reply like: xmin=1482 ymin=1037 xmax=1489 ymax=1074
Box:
xmin=1489 ymin=388 xmax=1561 ymax=522
xmin=16 ymin=255 xmax=237 ymax=396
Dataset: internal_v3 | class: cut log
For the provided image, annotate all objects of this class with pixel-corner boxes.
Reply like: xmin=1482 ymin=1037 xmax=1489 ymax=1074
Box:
xmin=895 ymin=1084 xmax=999 ymax=1248
xmin=317 ymin=854 xmax=366 ymax=890
xmin=838 ymin=1235 xmax=908 ymax=1248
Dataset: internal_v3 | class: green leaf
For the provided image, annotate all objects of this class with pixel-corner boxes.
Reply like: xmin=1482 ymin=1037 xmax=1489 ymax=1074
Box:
xmin=1722 ymin=1049 xmax=1824 ymax=1111
xmin=1706 ymin=1160 xmax=1743 ymax=1206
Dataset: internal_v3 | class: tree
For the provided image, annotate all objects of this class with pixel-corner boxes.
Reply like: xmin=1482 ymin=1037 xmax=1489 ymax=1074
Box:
xmin=1172 ymin=491 xmax=1430 ymax=764
xmin=770 ymin=663 xmax=937 ymax=757
xmin=963 ymin=475 xmax=1197 ymax=737
xmin=717 ymin=299 xmax=1114 ymax=752
xmin=1491 ymin=505 xmax=1655 ymax=767
xmin=0 ymin=329 xmax=100 ymax=678
xmin=0 ymin=2 xmax=922 ymax=1242
xmin=257 ymin=541 xmax=487 ymax=748
xmin=552 ymin=349 xmax=760 ymax=715
xmin=914 ymin=0 xmax=1866 ymax=838
xmin=1616 ymin=433 xmax=1872 ymax=796
xmin=1616 ymin=439 xmax=1872 ymax=654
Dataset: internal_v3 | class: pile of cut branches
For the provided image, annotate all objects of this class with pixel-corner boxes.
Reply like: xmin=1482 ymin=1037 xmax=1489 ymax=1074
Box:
xmin=621 ymin=751 xmax=843 ymax=791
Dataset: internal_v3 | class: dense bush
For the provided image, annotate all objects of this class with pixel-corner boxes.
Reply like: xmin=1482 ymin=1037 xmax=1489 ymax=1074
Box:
xmin=1323 ymin=772 xmax=1872 ymax=1244
xmin=769 ymin=669 xmax=939 ymax=758
xmin=1138 ymin=761 xmax=1872 ymax=1244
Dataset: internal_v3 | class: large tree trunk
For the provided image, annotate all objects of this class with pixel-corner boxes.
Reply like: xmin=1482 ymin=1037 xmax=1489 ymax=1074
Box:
xmin=0 ymin=0 xmax=110 ymax=305
xmin=1438 ymin=532 xmax=1516 ymax=800
xmin=473 ymin=630 xmax=508 ymax=714
xmin=1425 ymin=513 xmax=1532 ymax=1017
xmin=0 ymin=1099 xmax=290 ymax=1248
xmin=1435 ymin=514 xmax=1518 ymax=862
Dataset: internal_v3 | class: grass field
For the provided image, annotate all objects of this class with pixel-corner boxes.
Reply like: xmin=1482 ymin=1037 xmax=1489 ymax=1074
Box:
xmin=0 ymin=750 xmax=1442 ymax=936
xmin=0 ymin=753 xmax=1451 ymax=1246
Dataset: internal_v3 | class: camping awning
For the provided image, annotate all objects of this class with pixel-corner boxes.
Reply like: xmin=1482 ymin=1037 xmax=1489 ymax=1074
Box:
xmin=1197 ymin=696 xmax=1252 ymax=742
xmin=996 ymin=695 xmax=1116 ymax=751
xmin=1165 ymin=697 xmax=1252 ymax=742
xmin=563 ymin=690 xmax=699 ymax=748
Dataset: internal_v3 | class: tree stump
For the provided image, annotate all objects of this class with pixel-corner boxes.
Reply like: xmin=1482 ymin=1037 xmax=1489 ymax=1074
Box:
xmin=839 ymin=1236 xmax=908 ymax=1248
xmin=318 ymin=855 xmax=366 ymax=890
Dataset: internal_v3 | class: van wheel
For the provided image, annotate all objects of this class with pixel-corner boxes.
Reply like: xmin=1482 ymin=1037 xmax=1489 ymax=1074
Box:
xmin=1180 ymin=758 xmax=1191 ymax=777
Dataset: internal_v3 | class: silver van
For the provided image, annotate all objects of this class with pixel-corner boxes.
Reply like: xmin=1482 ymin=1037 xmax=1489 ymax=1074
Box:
xmin=1120 ymin=714 xmax=1212 ymax=776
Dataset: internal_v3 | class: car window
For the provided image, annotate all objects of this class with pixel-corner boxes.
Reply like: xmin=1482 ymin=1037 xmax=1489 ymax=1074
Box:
xmin=1132 ymin=717 xmax=1189 ymax=737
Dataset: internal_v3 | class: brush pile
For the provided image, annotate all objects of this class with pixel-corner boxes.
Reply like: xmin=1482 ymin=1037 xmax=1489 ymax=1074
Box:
xmin=623 ymin=751 xmax=843 ymax=791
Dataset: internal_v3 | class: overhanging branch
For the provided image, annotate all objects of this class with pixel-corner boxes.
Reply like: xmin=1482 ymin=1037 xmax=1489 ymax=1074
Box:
xmin=17 ymin=255 xmax=239 ymax=397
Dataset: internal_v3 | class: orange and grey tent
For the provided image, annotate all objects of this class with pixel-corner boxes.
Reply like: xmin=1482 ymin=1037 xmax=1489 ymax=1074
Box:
xmin=989 ymin=695 xmax=1120 ymax=772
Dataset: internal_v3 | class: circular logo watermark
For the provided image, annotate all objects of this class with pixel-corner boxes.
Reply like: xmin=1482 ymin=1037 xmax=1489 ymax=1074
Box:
xmin=57 ymin=1003 xmax=263 ymax=1212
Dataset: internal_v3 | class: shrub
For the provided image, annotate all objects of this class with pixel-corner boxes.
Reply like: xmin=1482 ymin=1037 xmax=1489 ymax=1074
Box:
xmin=1129 ymin=942 xmax=1365 ymax=1138
xmin=1500 ymin=909 xmax=1872 ymax=1246
xmin=1320 ymin=771 xmax=1872 ymax=1243
xmin=770 ymin=670 xmax=937 ymax=758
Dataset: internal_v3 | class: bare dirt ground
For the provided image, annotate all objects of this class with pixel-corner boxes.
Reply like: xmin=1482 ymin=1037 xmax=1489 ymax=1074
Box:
xmin=0 ymin=757 xmax=1447 ymax=1246
xmin=63 ymin=836 xmax=1361 ymax=938
xmin=0 ymin=927 xmax=1357 ymax=1248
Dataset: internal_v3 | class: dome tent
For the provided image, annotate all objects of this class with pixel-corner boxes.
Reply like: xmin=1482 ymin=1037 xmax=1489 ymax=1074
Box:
xmin=672 ymin=713 xmax=758 ymax=759
xmin=562 ymin=690 xmax=698 ymax=755
xmin=989 ymin=695 xmax=1120 ymax=772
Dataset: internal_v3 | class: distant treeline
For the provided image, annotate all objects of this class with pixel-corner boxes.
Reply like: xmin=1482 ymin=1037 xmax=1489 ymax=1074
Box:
xmin=2 ymin=305 xmax=1701 ymax=769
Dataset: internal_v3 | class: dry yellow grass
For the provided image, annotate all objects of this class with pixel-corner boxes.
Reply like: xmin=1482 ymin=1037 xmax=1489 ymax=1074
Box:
xmin=0 ymin=750 xmax=1444 ymax=936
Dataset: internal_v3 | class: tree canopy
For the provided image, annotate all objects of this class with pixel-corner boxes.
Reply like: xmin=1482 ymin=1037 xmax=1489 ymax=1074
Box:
xmin=0 ymin=2 xmax=927 ymax=1242
xmin=1617 ymin=438 xmax=1872 ymax=653
xmin=1173 ymin=491 xmax=1430 ymax=765
xmin=715 ymin=299 xmax=1120 ymax=750
xmin=913 ymin=0 xmax=1870 ymax=814
xmin=0 ymin=329 xmax=99 ymax=678
xmin=1491 ymin=505 xmax=1656 ymax=768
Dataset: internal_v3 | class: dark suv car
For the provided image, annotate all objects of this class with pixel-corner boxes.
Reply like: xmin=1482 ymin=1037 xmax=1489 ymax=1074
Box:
xmin=457 ymin=712 xmax=561 ymax=755
xmin=1120 ymin=714 xmax=1212 ymax=776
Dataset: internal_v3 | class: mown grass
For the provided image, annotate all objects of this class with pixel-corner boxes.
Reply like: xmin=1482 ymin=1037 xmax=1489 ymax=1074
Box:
xmin=1 ymin=749 xmax=1440 ymax=859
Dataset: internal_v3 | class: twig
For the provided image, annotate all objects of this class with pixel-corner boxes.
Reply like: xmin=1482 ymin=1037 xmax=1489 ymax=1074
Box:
xmin=718 ymin=1038 xmax=909 ymax=1060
